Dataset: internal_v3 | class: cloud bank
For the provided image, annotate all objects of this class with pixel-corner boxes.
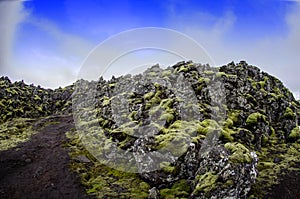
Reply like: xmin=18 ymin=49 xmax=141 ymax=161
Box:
xmin=170 ymin=3 xmax=300 ymax=97
xmin=0 ymin=0 xmax=27 ymax=74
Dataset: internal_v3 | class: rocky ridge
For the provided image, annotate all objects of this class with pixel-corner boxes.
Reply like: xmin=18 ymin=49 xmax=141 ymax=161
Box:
xmin=1 ymin=61 xmax=300 ymax=198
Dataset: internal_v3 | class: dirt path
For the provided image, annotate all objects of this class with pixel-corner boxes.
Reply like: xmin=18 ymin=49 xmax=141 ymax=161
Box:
xmin=0 ymin=115 xmax=92 ymax=199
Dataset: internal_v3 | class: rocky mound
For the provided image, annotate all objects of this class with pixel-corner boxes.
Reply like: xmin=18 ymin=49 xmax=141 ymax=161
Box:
xmin=1 ymin=61 xmax=300 ymax=198
xmin=69 ymin=61 xmax=300 ymax=198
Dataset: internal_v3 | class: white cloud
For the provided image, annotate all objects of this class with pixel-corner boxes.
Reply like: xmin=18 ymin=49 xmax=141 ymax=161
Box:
xmin=12 ymin=48 xmax=79 ymax=88
xmin=0 ymin=0 xmax=28 ymax=73
xmin=2 ymin=4 xmax=94 ymax=88
xmin=27 ymin=18 xmax=94 ymax=59
xmin=282 ymin=0 xmax=300 ymax=2
xmin=170 ymin=4 xmax=300 ymax=98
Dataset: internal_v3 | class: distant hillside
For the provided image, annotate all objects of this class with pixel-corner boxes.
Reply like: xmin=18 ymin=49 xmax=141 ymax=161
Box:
xmin=0 ymin=76 xmax=73 ymax=123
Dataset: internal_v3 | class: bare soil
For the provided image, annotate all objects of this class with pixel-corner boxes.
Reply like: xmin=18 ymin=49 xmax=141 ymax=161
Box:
xmin=0 ymin=115 xmax=92 ymax=199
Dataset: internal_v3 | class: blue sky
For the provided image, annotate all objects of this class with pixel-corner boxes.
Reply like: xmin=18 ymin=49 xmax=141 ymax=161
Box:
xmin=0 ymin=0 xmax=299 ymax=96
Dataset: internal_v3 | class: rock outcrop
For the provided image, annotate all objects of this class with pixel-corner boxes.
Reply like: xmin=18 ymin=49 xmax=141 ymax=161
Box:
xmin=70 ymin=61 xmax=300 ymax=198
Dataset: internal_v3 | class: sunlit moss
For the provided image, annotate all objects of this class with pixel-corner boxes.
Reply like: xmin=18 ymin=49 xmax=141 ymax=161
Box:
xmin=0 ymin=118 xmax=36 ymax=151
xmin=224 ymin=142 xmax=252 ymax=163
xmin=288 ymin=127 xmax=300 ymax=141
xmin=193 ymin=172 xmax=218 ymax=195
xmin=284 ymin=107 xmax=296 ymax=119
xmin=246 ymin=112 xmax=266 ymax=126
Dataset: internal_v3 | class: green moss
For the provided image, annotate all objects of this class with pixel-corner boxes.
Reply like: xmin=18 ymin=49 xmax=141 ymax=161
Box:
xmin=215 ymin=72 xmax=236 ymax=79
xmin=224 ymin=142 xmax=252 ymax=163
xmin=216 ymin=71 xmax=227 ymax=78
xmin=5 ymin=87 xmax=18 ymax=95
xmin=200 ymin=119 xmax=219 ymax=129
xmin=0 ymin=99 xmax=6 ymax=107
xmin=220 ymin=128 xmax=235 ymax=142
xmin=196 ymin=119 xmax=220 ymax=136
xmin=284 ymin=107 xmax=296 ymax=119
xmin=250 ymin=135 xmax=300 ymax=197
xmin=108 ymin=83 xmax=115 ymax=88
xmin=244 ymin=93 xmax=257 ymax=104
xmin=223 ymin=179 xmax=234 ymax=187
xmin=128 ymin=111 xmax=137 ymax=120
xmin=154 ymin=120 xmax=200 ymax=156
xmin=257 ymin=161 xmax=275 ymax=170
xmin=177 ymin=66 xmax=189 ymax=73
xmin=224 ymin=118 xmax=234 ymax=128
xmin=0 ymin=118 xmax=36 ymax=151
xmin=112 ymin=121 xmax=138 ymax=136
xmin=144 ymin=92 xmax=154 ymax=100
xmin=288 ymin=127 xmax=300 ymax=140
xmin=63 ymin=100 xmax=72 ymax=107
xmin=37 ymin=106 xmax=43 ymax=112
xmin=160 ymin=98 xmax=174 ymax=109
xmin=193 ymin=172 xmax=218 ymax=194
xmin=246 ymin=112 xmax=266 ymax=126
xmin=228 ymin=110 xmax=241 ymax=124
xmin=203 ymin=70 xmax=214 ymax=75
xmin=55 ymin=101 xmax=61 ymax=107
xmin=160 ymin=179 xmax=191 ymax=199
xmin=34 ymin=95 xmax=42 ymax=101
xmin=160 ymin=161 xmax=176 ymax=174
xmin=155 ymin=131 xmax=189 ymax=157
xmin=251 ymin=81 xmax=257 ymax=89
xmin=258 ymin=81 xmax=265 ymax=89
xmin=198 ymin=77 xmax=210 ymax=84
xmin=78 ymin=118 xmax=101 ymax=128
xmin=149 ymin=71 xmax=159 ymax=77
xmin=145 ymin=91 xmax=162 ymax=109
xmin=159 ymin=112 xmax=174 ymax=124
xmin=162 ymin=70 xmax=172 ymax=77
xmin=257 ymin=76 xmax=269 ymax=90
xmin=102 ymin=96 xmax=111 ymax=106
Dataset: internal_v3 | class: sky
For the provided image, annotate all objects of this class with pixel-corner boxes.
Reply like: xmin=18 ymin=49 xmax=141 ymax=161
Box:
xmin=0 ymin=0 xmax=299 ymax=97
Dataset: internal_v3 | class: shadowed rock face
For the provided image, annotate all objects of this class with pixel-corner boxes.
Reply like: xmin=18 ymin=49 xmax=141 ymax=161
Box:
xmin=1 ymin=61 xmax=300 ymax=198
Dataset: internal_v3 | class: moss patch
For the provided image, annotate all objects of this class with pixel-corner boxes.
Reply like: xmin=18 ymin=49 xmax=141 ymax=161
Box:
xmin=193 ymin=172 xmax=218 ymax=195
xmin=246 ymin=112 xmax=266 ymax=126
xmin=160 ymin=179 xmax=191 ymax=199
xmin=65 ymin=129 xmax=150 ymax=198
xmin=224 ymin=142 xmax=252 ymax=163
xmin=0 ymin=118 xmax=36 ymax=151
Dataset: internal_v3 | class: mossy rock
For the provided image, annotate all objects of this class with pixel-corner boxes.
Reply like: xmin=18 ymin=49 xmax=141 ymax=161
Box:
xmin=193 ymin=172 xmax=218 ymax=195
xmin=288 ymin=127 xmax=300 ymax=141
xmin=224 ymin=142 xmax=252 ymax=163
xmin=160 ymin=179 xmax=191 ymax=198
xmin=246 ymin=112 xmax=266 ymax=126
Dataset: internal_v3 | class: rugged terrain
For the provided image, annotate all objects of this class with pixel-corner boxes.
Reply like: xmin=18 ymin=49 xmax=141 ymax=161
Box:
xmin=0 ymin=61 xmax=299 ymax=198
